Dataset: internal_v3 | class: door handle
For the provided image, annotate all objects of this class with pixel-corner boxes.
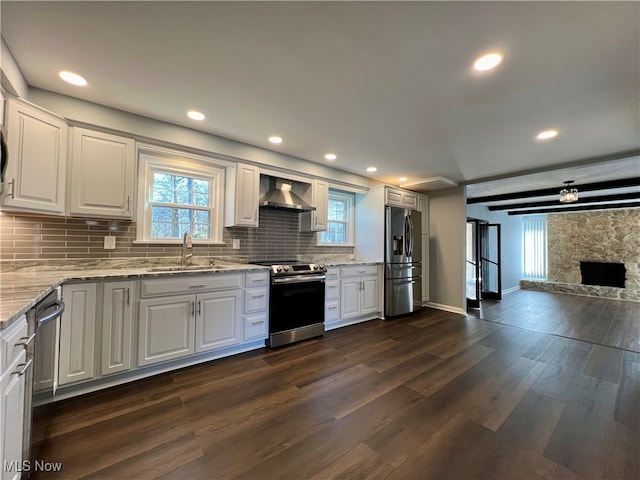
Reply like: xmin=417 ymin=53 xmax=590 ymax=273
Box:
xmin=16 ymin=333 xmax=36 ymax=349
xmin=12 ymin=359 xmax=33 ymax=377
xmin=7 ymin=178 xmax=15 ymax=199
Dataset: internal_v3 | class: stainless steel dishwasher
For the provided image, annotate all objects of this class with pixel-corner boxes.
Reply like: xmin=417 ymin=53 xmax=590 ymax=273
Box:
xmin=23 ymin=288 xmax=65 ymax=474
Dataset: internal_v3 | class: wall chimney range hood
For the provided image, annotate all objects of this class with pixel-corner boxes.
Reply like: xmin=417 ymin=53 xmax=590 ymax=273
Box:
xmin=259 ymin=177 xmax=315 ymax=212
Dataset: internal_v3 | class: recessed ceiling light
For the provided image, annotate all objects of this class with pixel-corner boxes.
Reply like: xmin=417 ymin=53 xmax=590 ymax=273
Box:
xmin=399 ymin=177 xmax=408 ymax=182
xmin=536 ymin=129 xmax=558 ymax=140
xmin=473 ymin=52 xmax=503 ymax=72
xmin=59 ymin=70 xmax=87 ymax=86
xmin=366 ymin=166 xmax=378 ymax=173
xmin=324 ymin=153 xmax=337 ymax=161
xmin=268 ymin=136 xmax=283 ymax=144
xmin=187 ymin=110 xmax=205 ymax=121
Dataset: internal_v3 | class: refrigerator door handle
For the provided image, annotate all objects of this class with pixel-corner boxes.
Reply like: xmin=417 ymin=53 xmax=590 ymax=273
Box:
xmin=394 ymin=279 xmax=417 ymax=285
xmin=404 ymin=214 xmax=413 ymax=258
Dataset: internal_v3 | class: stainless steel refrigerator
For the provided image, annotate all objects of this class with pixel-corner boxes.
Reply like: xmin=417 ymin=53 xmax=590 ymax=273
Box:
xmin=385 ymin=206 xmax=422 ymax=317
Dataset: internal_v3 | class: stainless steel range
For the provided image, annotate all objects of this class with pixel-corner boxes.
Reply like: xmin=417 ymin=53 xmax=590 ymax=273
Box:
xmin=253 ymin=261 xmax=327 ymax=347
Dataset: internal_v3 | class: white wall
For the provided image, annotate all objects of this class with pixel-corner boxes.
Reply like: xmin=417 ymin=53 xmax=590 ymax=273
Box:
xmin=466 ymin=204 xmax=522 ymax=293
xmin=428 ymin=186 xmax=466 ymax=314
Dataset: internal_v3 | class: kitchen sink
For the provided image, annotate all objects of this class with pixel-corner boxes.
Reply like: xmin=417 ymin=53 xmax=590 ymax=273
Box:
xmin=146 ymin=265 xmax=231 ymax=272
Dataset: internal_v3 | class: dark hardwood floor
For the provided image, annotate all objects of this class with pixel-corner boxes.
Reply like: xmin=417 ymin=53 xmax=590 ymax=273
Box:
xmin=474 ymin=289 xmax=640 ymax=354
xmin=33 ymin=292 xmax=640 ymax=479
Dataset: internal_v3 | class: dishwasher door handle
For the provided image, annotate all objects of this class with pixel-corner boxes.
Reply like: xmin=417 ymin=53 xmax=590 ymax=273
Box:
xmin=37 ymin=300 xmax=65 ymax=328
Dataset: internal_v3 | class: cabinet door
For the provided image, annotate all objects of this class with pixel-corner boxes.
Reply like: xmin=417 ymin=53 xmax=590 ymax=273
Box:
xmin=340 ymin=278 xmax=361 ymax=320
xmin=69 ymin=128 xmax=135 ymax=218
xmin=101 ymin=281 xmax=134 ymax=376
xmin=312 ymin=179 xmax=329 ymax=231
xmin=138 ymin=295 xmax=195 ymax=366
xmin=300 ymin=179 xmax=329 ymax=231
xmin=402 ymin=192 xmax=418 ymax=209
xmin=360 ymin=276 xmax=379 ymax=315
xmin=3 ymin=99 xmax=67 ymax=214
xmin=0 ymin=351 xmax=27 ymax=480
xmin=385 ymin=188 xmax=403 ymax=207
xmin=195 ymin=290 xmax=242 ymax=353
xmin=59 ymin=283 xmax=97 ymax=386
xmin=225 ymin=163 xmax=259 ymax=227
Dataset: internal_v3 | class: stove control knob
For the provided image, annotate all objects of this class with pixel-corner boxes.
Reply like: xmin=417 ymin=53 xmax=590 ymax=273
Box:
xmin=320 ymin=264 xmax=325 ymax=270
xmin=276 ymin=267 xmax=283 ymax=273
xmin=313 ymin=265 xmax=318 ymax=270
xmin=284 ymin=265 xmax=290 ymax=271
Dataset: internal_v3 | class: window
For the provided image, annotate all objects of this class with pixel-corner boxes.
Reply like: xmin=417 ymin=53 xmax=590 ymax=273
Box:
xmin=319 ymin=190 xmax=354 ymax=245
xmin=522 ymin=216 xmax=547 ymax=279
xmin=137 ymin=149 xmax=226 ymax=243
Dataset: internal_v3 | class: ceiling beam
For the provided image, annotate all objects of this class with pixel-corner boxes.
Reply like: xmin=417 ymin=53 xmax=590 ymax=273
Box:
xmin=467 ymin=177 xmax=640 ymax=204
xmin=507 ymin=202 xmax=640 ymax=215
xmin=488 ymin=191 xmax=640 ymax=211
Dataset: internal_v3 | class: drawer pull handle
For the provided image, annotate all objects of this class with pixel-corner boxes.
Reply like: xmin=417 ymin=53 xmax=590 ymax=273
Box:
xmin=252 ymin=294 xmax=266 ymax=298
xmin=189 ymin=284 xmax=207 ymax=288
xmin=250 ymin=320 xmax=265 ymax=325
xmin=12 ymin=359 xmax=32 ymax=377
xmin=328 ymin=306 xmax=338 ymax=310
xmin=16 ymin=333 xmax=36 ymax=349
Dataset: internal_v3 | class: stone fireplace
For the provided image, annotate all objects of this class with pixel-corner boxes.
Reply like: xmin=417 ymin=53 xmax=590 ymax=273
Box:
xmin=521 ymin=208 xmax=639 ymax=302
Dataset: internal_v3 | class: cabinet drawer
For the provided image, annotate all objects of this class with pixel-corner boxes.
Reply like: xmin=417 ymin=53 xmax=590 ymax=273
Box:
xmin=325 ymin=301 xmax=340 ymax=323
xmin=140 ymin=274 xmax=243 ymax=297
xmin=245 ymin=287 xmax=269 ymax=313
xmin=1 ymin=316 xmax=28 ymax=374
xmin=245 ymin=271 xmax=270 ymax=287
xmin=325 ymin=280 xmax=340 ymax=301
xmin=244 ymin=312 xmax=268 ymax=340
xmin=325 ymin=267 xmax=340 ymax=281
xmin=341 ymin=265 xmax=378 ymax=277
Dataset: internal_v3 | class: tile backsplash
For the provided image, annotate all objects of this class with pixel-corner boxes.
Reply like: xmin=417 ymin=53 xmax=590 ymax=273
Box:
xmin=0 ymin=209 xmax=353 ymax=262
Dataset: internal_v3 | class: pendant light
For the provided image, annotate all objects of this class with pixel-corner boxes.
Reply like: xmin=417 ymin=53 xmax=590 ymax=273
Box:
xmin=559 ymin=180 xmax=579 ymax=203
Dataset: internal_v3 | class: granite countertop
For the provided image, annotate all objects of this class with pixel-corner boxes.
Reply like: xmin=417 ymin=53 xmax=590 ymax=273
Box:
xmin=0 ymin=256 xmax=382 ymax=331
xmin=0 ymin=258 xmax=269 ymax=330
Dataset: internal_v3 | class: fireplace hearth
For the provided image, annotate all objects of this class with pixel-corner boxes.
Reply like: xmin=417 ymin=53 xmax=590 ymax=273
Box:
xmin=580 ymin=261 xmax=626 ymax=288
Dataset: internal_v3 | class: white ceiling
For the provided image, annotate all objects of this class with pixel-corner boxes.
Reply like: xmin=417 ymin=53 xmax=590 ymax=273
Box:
xmin=1 ymin=1 xmax=639 ymax=195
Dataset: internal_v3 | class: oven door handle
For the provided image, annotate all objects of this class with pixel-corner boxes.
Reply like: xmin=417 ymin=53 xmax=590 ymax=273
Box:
xmin=36 ymin=300 xmax=65 ymax=328
xmin=273 ymin=275 xmax=326 ymax=284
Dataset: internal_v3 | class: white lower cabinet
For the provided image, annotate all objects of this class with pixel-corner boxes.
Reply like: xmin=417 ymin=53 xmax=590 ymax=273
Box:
xmin=137 ymin=273 xmax=246 ymax=367
xmin=48 ymin=270 xmax=268 ymax=397
xmin=196 ymin=290 xmax=242 ymax=353
xmin=340 ymin=265 xmax=380 ymax=321
xmin=101 ymin=281 xmax=134 ymax=376
xmin=59 ymin=283 xmax=97 ymax=386
xmin=0 ymin=316 xmax=28 ymax=480
xmin=138 ymin=294 xmax=195 ymax=367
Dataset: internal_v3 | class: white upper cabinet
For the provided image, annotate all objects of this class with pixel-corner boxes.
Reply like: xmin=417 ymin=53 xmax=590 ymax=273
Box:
xmin=68 ymin=127 xmax=135 ymax=218
xmin=225 ymin=163 xmax=260 ymax=227
xmin=385 ymin=186 xmax=418 ymax=209
xmin=2 ymin=99 xmax=68 ymax=215
xmin=300 ymin=179 xmax=329 ymax=231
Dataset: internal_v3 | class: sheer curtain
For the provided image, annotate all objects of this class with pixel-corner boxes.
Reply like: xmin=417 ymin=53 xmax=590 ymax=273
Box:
xmin=522 ymin=216 xmax=547 ymax=279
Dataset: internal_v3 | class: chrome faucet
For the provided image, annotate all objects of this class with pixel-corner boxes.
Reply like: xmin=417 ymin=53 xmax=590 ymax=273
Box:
xmin=181 ymin=231 xmax=193 ymax=268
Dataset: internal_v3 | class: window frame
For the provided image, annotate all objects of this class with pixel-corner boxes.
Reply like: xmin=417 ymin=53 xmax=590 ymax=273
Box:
xmin=136 ymin=149 xmax=226 ymax=244
xmin=317 ymin=189 xmax=355 ymax=246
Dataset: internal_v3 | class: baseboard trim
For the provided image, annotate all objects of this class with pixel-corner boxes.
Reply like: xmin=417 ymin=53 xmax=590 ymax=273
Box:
xmin=424 ymin=302 xmax=466 ymax=315
xmin=502 ymin=286 xmax=520 ymax=295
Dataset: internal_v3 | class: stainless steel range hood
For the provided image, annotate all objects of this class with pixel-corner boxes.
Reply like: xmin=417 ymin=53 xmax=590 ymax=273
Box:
xmin=259 ymin=178 xmax=315 ymax=212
